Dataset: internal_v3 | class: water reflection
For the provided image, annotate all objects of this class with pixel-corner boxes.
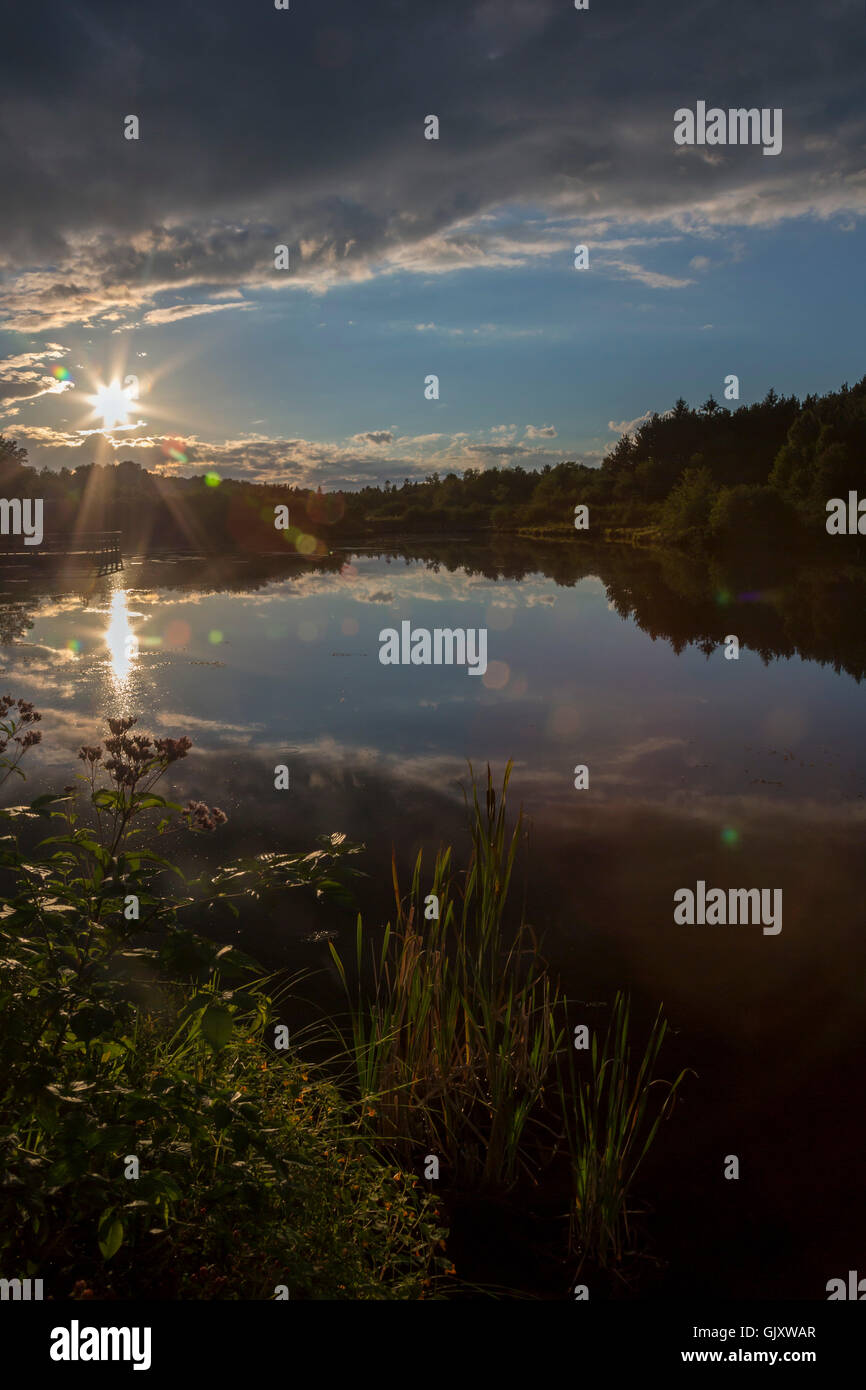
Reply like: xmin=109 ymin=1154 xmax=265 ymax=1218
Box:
xmin=104 ymin=588 xmax=139 ymax=690
xmin=0 ymin=541 xmax=862 ymax=1298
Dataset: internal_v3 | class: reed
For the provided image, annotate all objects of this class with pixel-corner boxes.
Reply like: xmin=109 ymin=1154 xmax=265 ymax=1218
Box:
xmin=560 ymin=991 xmax=692 ymax=1273
xmin=330 ymin=761 xmax=563 ymax=1189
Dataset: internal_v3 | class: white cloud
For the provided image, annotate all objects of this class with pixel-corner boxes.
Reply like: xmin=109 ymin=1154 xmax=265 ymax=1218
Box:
xmin=608 ymin=411 xmax=652 ymax=436
xmin=10 ymin=419 xmax=574 ymax=487
xmin=601 ymin=258 xmax=693 ymax=289
xmin=139 ymin=301 xmax=254 ymax=327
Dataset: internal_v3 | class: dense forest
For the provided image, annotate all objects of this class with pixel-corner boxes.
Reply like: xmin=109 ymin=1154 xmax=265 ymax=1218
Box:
xmin=1 ymin=374 xmax=864 ymax=556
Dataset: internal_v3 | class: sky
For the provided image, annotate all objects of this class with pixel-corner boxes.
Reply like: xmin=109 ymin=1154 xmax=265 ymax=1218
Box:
xmin=0 ymin=0 xmax=864 ymax=489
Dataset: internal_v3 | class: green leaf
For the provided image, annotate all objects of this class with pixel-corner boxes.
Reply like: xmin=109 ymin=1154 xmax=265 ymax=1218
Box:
xmin=98 ymin=1214 xmax=124 ymax=1260
xmin=200 ymin=1004 xmax=233 ymax=1051
xmin=137 ymin=1171 xmax=183 ymax=1203
xmin=133 ymin=849 xmax=185 ymax=876
xmin=133 ymin=794 xmax=173 ymax=811
xmin=92 ymin=789 xmax=122 ymax=810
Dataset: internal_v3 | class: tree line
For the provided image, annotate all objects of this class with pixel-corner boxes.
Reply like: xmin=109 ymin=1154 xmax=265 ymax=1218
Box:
xmin=1 ymin=373 xmax=864 ymax=554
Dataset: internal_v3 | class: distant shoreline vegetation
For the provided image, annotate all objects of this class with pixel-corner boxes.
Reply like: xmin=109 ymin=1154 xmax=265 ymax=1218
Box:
xmin=1 ymin=374 xmax=864 ymax=559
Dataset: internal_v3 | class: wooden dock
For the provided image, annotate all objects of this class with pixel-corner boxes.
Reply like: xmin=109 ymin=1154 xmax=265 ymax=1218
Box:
xmin=0 ymin=531 xmax=123 ymax=575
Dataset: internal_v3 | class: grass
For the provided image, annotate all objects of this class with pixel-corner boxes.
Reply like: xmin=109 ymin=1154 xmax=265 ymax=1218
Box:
xmin=559 ymin=991 xmax=693 ymax=1276
xmin=329 ymin=762 xmax=693 ymax=1286
xmin=329 ymin=761 xmax=564 ymax=1190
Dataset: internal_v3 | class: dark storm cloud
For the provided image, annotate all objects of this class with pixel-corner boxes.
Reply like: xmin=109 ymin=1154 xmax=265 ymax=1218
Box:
xmin=0 ymin=0 xmax=863 ymax=329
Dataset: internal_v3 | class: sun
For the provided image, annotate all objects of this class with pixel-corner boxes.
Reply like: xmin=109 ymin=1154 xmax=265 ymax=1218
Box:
xmin=88 ymin=379 xmax=135 ymax=431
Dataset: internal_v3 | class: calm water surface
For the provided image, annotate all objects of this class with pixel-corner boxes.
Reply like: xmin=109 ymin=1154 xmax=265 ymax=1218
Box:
xmin=1 ymin=541 xmax=863 ymax=1297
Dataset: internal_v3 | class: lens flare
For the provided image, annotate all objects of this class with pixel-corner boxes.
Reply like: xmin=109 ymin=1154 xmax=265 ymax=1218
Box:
xmin=482 ymin=661 xmax=510 ymax=690
xmin=165 ymin=620 xmax=192 ymax=648
xmin=161 ymin=439 xmax=188 ymax=465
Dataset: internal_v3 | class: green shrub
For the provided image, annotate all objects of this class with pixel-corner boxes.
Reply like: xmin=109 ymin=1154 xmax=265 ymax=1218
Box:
xmin=0 ymin=704 xmax=447 ymax=1299
xmin=658 ymin=466 xmax=718 ymax=543
xmin=708 ymin=483 xmax=796 ymax=548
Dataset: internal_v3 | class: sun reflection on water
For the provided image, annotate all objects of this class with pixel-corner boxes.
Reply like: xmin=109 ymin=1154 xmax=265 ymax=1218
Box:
xmin=105 ymin=589 xmax=138 ymax=689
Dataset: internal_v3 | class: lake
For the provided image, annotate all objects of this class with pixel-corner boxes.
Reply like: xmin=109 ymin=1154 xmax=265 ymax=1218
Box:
xmin=1 ymin=537 xmax=864 ymax=1298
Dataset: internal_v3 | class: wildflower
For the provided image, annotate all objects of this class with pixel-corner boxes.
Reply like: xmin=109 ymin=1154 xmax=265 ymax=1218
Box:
xmin=107 ymin=716 xmax=137 ymax=736
xmin=155 ymin=735 xmax=192 ymax=763
xmin=183 ymin=799 xmax=227 ymax=831
xmin=78 ymin=746 xmax=102 ymax=764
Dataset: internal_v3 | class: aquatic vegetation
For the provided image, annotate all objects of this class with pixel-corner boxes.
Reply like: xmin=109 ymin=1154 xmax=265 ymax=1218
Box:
xmin=559 ymin=992 xmax=692 ymax=1277
xmin=330 ymin=762 xmax=563 ymax=1190
xmin=331 ymin=763 xmax=692 ymax=1282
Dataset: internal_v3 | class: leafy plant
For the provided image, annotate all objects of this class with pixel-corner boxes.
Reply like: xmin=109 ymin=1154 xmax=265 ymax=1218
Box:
xmin=0 ymin=705 xmax=446 ymax=1298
